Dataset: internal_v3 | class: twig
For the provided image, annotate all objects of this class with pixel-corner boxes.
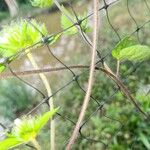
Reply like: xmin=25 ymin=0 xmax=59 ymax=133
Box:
xmin=66 ymin=0 xmax=99 ymax=149
xmin=0 ymin=65 xmax=90 ymax=78
xmin=116 ymin=60 xmax=120 ymax=77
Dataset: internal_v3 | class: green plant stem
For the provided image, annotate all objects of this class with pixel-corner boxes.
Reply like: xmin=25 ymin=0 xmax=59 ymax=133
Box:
xmin=31 ymin=138 xmax=41 ymax=150
xmin=27 ymin=52 xmax=55 ymax=150
xmin=116 ymin=60 xmax=120 ymax=77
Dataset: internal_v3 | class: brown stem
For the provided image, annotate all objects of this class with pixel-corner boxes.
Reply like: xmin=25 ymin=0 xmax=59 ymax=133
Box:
xmin=66 ymin=0 xmax=99 ymax=149
xmin=101 ymin=67 xmax=148 ymax=118
xmin=2 ymin=64 xmax=147 ymax=118
xmin=0 ymin=65 xmax=90 ymax=79
xmin=116 ymin=60 xmax=120 ymax=77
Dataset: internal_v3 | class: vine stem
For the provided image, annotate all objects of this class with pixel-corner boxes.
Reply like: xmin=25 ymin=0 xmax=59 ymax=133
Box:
xmin=27 ymin=52 xmax=55 ymax=150
xmin=101 ymin=67 xmax=148 ymax=118
xmin=116 ymin=60 xmax=120 ymax=77
xmin=0 ymin=65 xmax=90 ymax=78
xmin=31 ymin=138 xmax=41 ymax=150
xmin=66 ymin=0 xmax=99 ymax=149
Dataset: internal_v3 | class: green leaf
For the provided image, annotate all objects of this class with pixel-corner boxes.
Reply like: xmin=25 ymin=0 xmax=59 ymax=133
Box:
xmin=30 ymin=0 xmax=53 ymax=8
xmin=112 ymin=36 xmax=150 ymax=61
xmin=0 ymin=65 xmax=5 ymax=73
xmin=0 ymin=19 xmax=48 ymax=58
xmin=35 ymin=107 xmax=59 ymax=132
xmin=48 ymin=34 xmax=62 ymax=45
xmin=139 ymin=133 xmax=150 ymax=149
xmin=0 ymin=108 xmax=58 ymax=149
xmin=61 ymin=6 xmax=90 ymax=35
xmin=115 ymin=45 xmax=150 ymax=61
xmin=61 ymin=13 xmax=77 ymax=35
xmin=11 ymin=108 xmax=59 ymax=141
xmin=112 ymin=36 xmax=136 ymax=60
xmin=0 ymin=19 xmax=48 ymax=73
xmin=0 ymin=138 xmax=23 ymax=150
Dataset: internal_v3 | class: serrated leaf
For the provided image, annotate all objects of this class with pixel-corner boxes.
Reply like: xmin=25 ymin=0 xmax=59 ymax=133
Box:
xmin=35 ymin=107 xmax=59 ymax=132
xmin=0 ymin=19 xmax=48 ymax=74
xmin=112 ymin=36 xmax=136 ymax=59
xmin=115 ymin=45 xmax=150 ymax=61
xmin=11 ymin=108 xmax=59 ymax=141
xmin=0 ymin=138 xmax=23 ymax=150
xmin=0 ymin=108 xmax=58 ymax=149
xmin=30 ymin=0 xmax=53 ymax=8
xmin=0 ymin=19 xmax=48 ymax=58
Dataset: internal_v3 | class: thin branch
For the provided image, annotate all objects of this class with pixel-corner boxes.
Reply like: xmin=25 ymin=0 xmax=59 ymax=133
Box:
xmin=66 ymin=0 xmax=99 ymax=149
xmin=0 ymin=65 xmax=90 ymax=79
xmin=116 ymin=60 xmax=120 ymax=77
xmin=101 ymin=68 xmax=148 ymax=118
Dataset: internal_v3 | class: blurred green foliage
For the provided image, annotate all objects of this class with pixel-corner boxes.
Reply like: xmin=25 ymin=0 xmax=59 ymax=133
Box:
xmin=17 ymin=0 xmax=29 ymax=4
xmin=0 ymin=79 xmax=39 ymax=120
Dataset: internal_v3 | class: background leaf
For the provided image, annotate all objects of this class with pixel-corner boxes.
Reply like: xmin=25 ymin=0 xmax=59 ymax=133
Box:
xmin=30 ymin=0 xmax=53 ymax=8
xmin=139 ymin=133 xmax=150 ymax=149
xmin=112 ymin=36 xmax=136 ymax=60
xmin=114 ymin=45 xmax=150 ymax=61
